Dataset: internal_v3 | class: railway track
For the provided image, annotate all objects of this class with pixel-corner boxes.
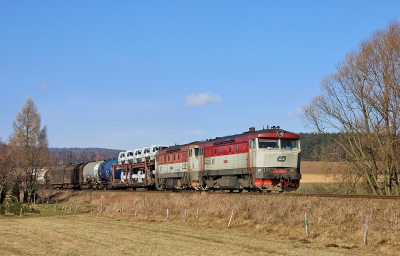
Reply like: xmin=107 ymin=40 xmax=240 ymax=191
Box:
xmin=83 ymin=189 xmax=400 ymax=200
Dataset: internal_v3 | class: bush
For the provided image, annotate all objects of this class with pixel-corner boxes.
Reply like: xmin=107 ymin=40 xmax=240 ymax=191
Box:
xmin=6 ymin=202 xmax=40 ymax=216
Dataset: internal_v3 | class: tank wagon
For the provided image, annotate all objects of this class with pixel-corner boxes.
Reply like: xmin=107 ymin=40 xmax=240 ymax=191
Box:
xmin=46 ymin=158 xmax=155 ymax=190
xmin=46 ymin=127 xmax=301 ymax=192
xmin=155 ymin=127 xmax=301 ymax=192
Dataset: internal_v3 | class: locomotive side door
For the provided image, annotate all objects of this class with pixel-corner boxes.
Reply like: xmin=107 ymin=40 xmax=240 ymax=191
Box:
xmin=188 ymin=146 xmax=200 ymax=187
xmin=248 ymin=139 xmax=257 ymax=174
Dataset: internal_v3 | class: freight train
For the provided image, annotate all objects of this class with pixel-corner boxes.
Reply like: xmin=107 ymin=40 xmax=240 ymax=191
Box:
xmin=45 ymin=127 xmax=302 ymax=192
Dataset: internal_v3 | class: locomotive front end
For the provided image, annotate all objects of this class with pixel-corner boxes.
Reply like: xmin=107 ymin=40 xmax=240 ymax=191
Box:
xmin=250 ymin=130 xmax=301 ymax=192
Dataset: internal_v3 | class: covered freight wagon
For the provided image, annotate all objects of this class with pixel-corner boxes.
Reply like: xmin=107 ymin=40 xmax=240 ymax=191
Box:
xmin=63 ymin=163 xmax=86 ymax=189
xmin=48 ymin=164 xmax=68 ymax=189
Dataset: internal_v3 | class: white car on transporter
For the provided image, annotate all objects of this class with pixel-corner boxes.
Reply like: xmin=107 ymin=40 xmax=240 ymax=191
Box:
xmin=140 ymin=146 xmax=151 ymax=162
xmin=117 ymin=151 xmax=127 ymax=164
xmin=130 ymin=148 xmax=143 ymax=163
xmin=148 ymin=145 xmax=168 ymax=160
xmin=124 ymin=150 xmax=136 ymax=164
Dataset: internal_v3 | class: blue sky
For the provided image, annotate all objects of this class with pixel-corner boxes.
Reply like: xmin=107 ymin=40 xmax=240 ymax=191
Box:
xmin=1 ymin=1 xmax=399 ymax=150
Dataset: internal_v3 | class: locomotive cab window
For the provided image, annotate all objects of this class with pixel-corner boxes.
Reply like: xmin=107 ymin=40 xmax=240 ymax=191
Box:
xmin=194 ymin=148 xmax=199 ymax=157
xmin=214 ymin=148 xmax=217 ymax=155
xmin=258 ymin=139 xmax=279 ymax=149
xmin=280 ymin=139 xmax=300 ymax=150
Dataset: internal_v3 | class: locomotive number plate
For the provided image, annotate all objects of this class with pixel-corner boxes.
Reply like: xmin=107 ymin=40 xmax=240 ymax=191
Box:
xmin=273 ymin=169 xmax=287 ymax=174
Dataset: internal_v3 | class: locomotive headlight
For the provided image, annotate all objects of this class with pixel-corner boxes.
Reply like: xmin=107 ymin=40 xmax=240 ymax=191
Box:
xmin=265 ymin=168 xmax=271 ymax=173
xmin=290 ymin=169 xmax=295 ymax=173
xmin=278 ymin=130 xmax=284 ymax=137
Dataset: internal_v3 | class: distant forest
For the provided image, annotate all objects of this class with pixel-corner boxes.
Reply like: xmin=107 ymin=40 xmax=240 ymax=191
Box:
xmin=299 ymin=133 xmax=338 ymax=161
xmin=48 ymin=133 xmax=334 ymax=164
xmin=48 ymin=147 xmax=122 ymax=165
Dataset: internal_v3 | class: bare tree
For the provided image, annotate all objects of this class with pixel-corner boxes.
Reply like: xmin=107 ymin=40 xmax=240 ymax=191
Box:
xmin=8 ymin=97 xmax=49 ymax=202
xmin=0 ymin=139 xmax=17 ymax=203
xmin=302 ymin=21 xmax=400 ymax=195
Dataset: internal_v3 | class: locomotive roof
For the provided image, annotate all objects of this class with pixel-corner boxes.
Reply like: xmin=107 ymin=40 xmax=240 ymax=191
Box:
xmin=160 ymin=128 xmax=299 ymax=153
xmin=203 ymin=128 xmax=299 ymax=146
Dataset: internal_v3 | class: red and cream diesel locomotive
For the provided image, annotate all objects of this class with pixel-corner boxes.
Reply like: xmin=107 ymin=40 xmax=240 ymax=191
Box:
xmin=155 ymin=127 xmax=301 ymax=192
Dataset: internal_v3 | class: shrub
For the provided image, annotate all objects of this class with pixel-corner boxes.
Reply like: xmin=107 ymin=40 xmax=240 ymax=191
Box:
xmin=6 ymin=202 xmax=40 ymax=216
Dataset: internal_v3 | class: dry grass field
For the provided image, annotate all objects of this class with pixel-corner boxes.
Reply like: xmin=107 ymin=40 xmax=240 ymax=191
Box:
xmin=300 ymin=161 xmax=332 ymax=184
xmin=0 ymin=215 xmax=368 ymax=256
xmin=2 ymin=188 xmax=400 ymax=256
xmin=300 ymin=161 xmax=339 ymax=184
xmin=1 ymin=162 xmax=397 ymax=255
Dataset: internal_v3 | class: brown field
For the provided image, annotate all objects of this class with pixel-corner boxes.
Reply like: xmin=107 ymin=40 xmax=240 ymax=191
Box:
xmin=0 ymin=215 xmax=366 ymax=256
xmin=300 ymin=161 xmax=339 ymax=184
xmin=301 ymin=161 xmax=326 ymax=174
xmin=2 ymin=189 xmax=400 ymax=256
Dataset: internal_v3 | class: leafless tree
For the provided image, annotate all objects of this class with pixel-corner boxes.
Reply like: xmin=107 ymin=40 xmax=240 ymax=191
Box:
xmin=302 ymin=21 xmax=400 ymax=195
xmin=8 ymin=97 xmax=49 ymax=202
xmin=0 ymin=139 xmax=17 ymax=203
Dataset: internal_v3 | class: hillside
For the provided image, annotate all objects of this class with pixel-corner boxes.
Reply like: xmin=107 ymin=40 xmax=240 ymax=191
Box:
xmin=48 ymin=147 xmax=121 ymax=165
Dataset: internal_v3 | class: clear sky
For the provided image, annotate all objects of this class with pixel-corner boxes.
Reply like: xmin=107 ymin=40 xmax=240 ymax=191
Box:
xmin=1 ymin=1 xmax=399 ymax=150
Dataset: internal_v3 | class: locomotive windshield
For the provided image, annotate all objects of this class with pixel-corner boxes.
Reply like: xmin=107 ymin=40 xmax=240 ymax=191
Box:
xmin=280 ymin=139 xmax=300 ymax=150
xmin=258 ymin=139 xmax=279 ymax=149
xmin=258 ymin=139 xmax=299 ymax=150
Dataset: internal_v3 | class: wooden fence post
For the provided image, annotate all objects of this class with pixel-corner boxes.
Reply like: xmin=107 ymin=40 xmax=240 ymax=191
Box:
xmin=184 ymin=209 xmax=188 ymax=223
xmin=363 ymin=215 xmax=370 ymax=245
xmin=228 ymin=211 xmax=234 ymax=228
xmin=304 ymin=213 xmax=309 ymax=237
